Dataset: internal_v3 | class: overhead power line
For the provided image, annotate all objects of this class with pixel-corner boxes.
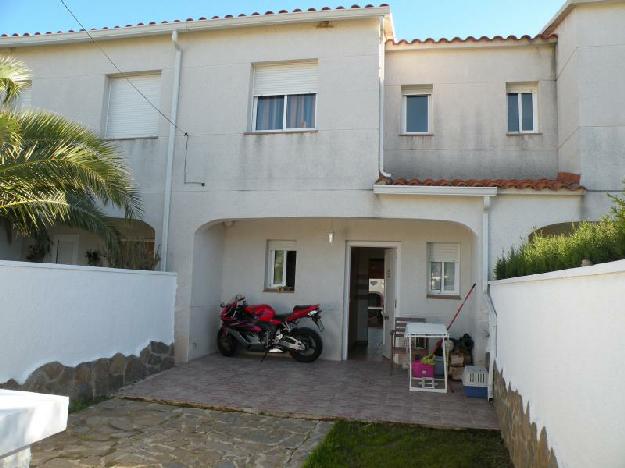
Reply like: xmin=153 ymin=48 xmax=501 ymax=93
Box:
xmin=58 ymin=0 xmax=187 ymax=136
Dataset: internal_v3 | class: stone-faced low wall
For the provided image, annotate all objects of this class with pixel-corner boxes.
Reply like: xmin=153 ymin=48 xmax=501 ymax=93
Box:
xmin=494 ymin=365 xmax=558 ymax=468
xmin=0 ymin=341 xmax=174 ymax=402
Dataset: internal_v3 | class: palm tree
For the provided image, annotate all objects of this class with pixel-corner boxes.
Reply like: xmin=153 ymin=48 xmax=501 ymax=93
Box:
xmin=0 ymin=56 xmax=142 ymax=252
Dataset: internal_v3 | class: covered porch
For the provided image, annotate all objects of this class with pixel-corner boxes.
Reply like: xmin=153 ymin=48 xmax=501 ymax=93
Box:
xmin=119 ymin=353 xmax=499 ymax=430
xmin=188 ymin=217 xmax=485 ymax=364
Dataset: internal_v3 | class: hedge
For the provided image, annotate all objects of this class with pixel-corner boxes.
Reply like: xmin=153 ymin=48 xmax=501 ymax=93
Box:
xmin=494 ymin=192 xmax=625 ymax=280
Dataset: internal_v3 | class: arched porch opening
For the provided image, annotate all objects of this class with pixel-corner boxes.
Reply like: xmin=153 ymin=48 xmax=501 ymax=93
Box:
xmin=187 ymin=217 xmax=483 ymax=363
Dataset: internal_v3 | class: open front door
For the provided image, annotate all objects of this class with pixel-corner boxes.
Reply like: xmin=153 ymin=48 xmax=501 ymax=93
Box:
xmin=382 ymin=248 xmax=397 ymax=359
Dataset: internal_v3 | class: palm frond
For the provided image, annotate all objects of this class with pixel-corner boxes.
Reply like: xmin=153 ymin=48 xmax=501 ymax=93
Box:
xmin=0 ymin=59 xmax=143 ymax=251
xmin=0 ymin=57 xmax=30 ymax=106
xmin=2 ymin=111 xmax=142 ymax=219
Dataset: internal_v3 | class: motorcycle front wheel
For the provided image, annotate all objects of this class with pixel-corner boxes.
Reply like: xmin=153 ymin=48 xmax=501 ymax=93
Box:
xmin=289 ymin=327 xmax=323 ymax=362
xmin=217 ymin=328 xmax=238 ymax=357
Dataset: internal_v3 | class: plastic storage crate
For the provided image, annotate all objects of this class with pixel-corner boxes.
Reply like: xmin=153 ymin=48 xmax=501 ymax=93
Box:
xmin=462 ymin=366 xmax=488 ymax=398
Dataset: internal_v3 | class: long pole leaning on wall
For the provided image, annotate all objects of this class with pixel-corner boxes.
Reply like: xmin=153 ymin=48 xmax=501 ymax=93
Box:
xmin=160 ymin=30 xmax=183 ymax=271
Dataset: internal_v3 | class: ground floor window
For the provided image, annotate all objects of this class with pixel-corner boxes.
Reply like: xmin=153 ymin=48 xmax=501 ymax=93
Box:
xmin=427 ymin=243 xmax=460 ymax=295
xmin=267 ymin=240 xmax=297 ymax=291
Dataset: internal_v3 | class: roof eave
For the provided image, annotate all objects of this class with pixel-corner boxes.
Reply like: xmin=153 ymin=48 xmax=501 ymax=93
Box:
xmin=373 ymin=185 xmax=585 ymax=196
xmin=498 ymin=188 xmax=585 ymax=196
xmin=0 ymin=6 xmax=391 ymax=48
xmin=373 ymin=185 xmax=498 ymax=197
xmin=386 ymin=36 xmax=557 ymax=51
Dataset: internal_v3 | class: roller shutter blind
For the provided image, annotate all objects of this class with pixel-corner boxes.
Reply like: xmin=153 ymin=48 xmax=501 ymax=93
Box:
xmin=105 ymin=73 xmax=161 ymax=138
xmin=253 ymin=60 xmax=318 ymax=96
xmin=428 ymin=243 xmax=460 ymax=263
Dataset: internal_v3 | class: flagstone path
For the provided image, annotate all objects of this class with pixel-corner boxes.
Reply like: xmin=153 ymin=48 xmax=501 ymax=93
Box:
xmin=31 ymin=398 xmax=331 ymax=468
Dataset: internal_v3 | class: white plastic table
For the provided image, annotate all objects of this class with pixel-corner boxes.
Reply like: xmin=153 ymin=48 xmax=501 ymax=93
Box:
xmin=405 ymin=322 xmax=449 ymax=393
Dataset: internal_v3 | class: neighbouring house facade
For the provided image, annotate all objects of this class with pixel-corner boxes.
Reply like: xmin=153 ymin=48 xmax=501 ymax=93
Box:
xmin=1 ymin=0 xmax=624 ymax=365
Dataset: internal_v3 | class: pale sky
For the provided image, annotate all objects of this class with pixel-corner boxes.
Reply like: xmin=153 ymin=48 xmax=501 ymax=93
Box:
xmin=1 ymin=0 xmax=564 ymax=39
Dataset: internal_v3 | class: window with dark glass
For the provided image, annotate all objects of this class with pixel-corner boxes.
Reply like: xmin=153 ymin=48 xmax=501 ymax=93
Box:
xmin=252 ymin=60 xmax=318 ymax=132
xmin=427 ymin=243 xmax=460 ymax=296
xmin=267 ymin=241 xmax=297 ymax=291
xmin=255 ymin=94 xmax=315 ymax=131
xmin=507 ymin=88 xmax=536 ymax=133
xmin=405 ymin=94 xmax=430 ymax=133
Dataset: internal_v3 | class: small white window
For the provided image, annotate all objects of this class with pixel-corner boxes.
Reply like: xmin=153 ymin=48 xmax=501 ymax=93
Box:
xmin=105 ymin=73 xmax=161 ymax=139
xmin=266 ymin=240 xmax=297 ymax=290
xmin=252 ymin=60 xmax=318 ymax=132
xmin=427 ymin=243 xmax=460 ymax=296
xmin=402 ymin=85 xmax=432 ymax=134
xmin=507 ymin=83 xmax=537 ymax=133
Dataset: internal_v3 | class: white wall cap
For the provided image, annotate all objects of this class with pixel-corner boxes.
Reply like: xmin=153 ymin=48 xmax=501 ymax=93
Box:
xmin=490 ymin=258 xmax=625 ymax=285
xmin=0 ymin=390 xmax=68 ymax=456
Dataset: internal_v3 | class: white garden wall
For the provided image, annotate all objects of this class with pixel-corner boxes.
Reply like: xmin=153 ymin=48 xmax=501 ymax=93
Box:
xmin=0 ymin=260 xmax=176 ymax=383
xmin=490 ymin=260 xmax=625 ymax=468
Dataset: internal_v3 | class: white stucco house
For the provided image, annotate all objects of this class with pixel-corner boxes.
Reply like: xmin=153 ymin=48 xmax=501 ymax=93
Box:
xmin=1 ymin=0 xmax=623 ymax=366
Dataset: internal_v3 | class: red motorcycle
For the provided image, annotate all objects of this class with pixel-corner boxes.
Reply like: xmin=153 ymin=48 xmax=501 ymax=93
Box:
xmin=217 ymin=295 xmax=324 ymax=362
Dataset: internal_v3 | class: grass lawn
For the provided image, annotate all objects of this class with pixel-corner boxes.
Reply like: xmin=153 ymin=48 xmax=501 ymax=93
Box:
xmin=304 ymin=421 xmax=512 ymax=468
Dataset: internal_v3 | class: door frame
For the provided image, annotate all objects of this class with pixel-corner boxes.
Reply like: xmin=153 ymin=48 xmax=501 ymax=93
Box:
xmin=342 ymin=241 xmax=401 ymax=360
xmin=51 ymin=234 xmax=79 ymax=264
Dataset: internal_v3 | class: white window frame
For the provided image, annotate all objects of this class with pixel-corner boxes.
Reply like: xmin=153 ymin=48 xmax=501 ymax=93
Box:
xmin=402 ymin=85 xmax=433 ymax=135
xmin=266 ymin=241 xmax=297 ymax=289
xmin=252 ymin=93 xmax=317 ymax=133
xmin=104 ymin=72 xmax=161 ymax=139
xmin=506 ymin=83 xmax=538 ymax=134
xmin=427 ymin=243 xmax=460 ymax=296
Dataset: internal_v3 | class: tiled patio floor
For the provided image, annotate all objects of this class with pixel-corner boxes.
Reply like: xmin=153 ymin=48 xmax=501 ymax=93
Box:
xmin=119 ymin=354 xmax=499 ymax=430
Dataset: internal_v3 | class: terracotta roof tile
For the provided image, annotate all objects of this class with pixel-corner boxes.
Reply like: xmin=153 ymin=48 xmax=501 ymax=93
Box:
xmin=388 ymin=33 xmax=557 ymax=47
xmin=0 ymin=4 xmax=390 ymax=38
xmin=375 ymin=172 xmax=583 ymax=191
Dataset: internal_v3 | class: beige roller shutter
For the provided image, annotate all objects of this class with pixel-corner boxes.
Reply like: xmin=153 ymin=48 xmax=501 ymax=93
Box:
xmin=428 ymin=243 xmax=460 ymax=263
xmin=105 ymin=73 xmax=161 ymax=138
xmin=253 ymin=60 xmax=318 ymax=96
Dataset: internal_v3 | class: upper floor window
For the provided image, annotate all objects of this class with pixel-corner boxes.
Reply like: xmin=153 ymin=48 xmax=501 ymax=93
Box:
xmin=252 ymin=60 xmax=318 ymax=132
xmin=427 ymin=242 xmax=460 ymax=296
xmin=507 ymin=83 xmax=537 ymax=133
xmin=402 ymin=85 xmax=432 ymax=134
xmin=266 ymin=240 xmax=297 ymax=291
xmin=105 ymin=73 xmax=161 ymax=139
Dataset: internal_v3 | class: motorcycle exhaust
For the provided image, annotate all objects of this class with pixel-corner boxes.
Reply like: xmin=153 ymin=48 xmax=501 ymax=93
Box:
xmin=278 ymin=336 xmax=306 ymax=351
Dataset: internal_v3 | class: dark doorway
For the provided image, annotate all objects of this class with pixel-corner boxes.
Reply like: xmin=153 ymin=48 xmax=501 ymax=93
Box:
xmin=347 ymin=247 xmax=385 ymax=360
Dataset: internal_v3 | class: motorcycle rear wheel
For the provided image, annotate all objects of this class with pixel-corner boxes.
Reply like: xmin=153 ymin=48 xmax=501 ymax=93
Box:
xmin=217 ymin=329 xmax=238 ymax=357
xmin=289 ymin=327 xmax=323 ymax=362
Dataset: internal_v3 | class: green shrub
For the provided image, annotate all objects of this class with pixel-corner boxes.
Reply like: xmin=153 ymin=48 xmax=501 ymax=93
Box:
xmin=495 ymin=192 xmax=625 ymax=279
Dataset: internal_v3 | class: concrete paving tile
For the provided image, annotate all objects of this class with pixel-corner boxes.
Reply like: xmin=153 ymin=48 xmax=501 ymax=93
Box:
xmin=118 ymin=354 xmax=499 ymax=431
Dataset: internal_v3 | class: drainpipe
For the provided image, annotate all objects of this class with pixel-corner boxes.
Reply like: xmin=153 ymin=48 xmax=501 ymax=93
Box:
xmin=378 ymin=16 xmax=391 ymax=178
xmin=482 ymin=196 xmax=491 ymax=291
xmin=482 ymin=194 xmax=496 ymax=399
xmin=160 ymin=30 xmax=182 ymax=271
